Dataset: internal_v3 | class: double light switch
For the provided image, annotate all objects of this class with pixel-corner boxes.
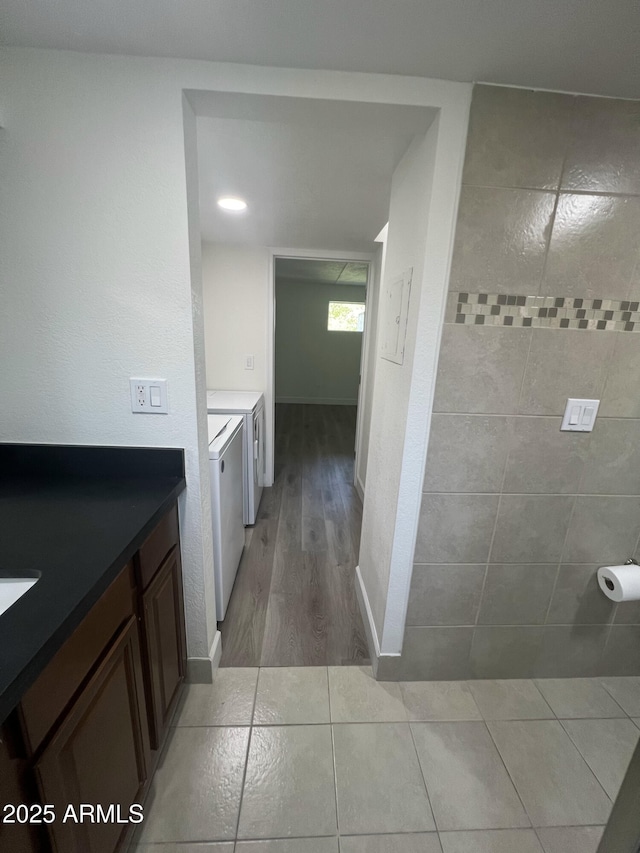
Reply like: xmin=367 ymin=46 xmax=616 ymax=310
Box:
xmin=561 ymin=398 xmax=600 ymax=432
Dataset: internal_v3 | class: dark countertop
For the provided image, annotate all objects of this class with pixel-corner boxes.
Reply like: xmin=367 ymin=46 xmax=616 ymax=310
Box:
xmin=0 ymin=445 xmax=186 ymax=725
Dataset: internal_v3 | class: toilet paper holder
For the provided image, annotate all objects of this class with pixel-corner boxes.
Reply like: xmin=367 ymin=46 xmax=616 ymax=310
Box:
xmin=600 ymin=558 xmax=639 ymax=594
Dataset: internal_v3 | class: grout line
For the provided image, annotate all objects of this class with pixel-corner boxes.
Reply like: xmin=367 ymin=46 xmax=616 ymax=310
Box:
xmin=460 ymin=183 xmax=640 ymax=201
xmin=232 ymin=719 xmax=255 ymax=842
xmin=475 ymin=413 xmax=521 ymax=628
xmin=515 ymin=326 xmax=536 ymax=413
xmin=422 ymin=491 xmax=640 ymax=498
xmin=483 ymin=720 xmax=534 ymax=829
xmin=330 ymin=723 xmax=341 ymax=840
xmin=249 ymin=669 xmax=260 ymax=727
xmin=556 ymin=718 xmax=616 ymax=805
xmin=537 ymin=190 xmax=561 ymax=297
xmin=553 ymin=96 xmax=577 ymax=206
xmin=431 ymin=411 xmax=640 ymax=420
xmin=407 ymin=721 xmax=439 ymax=833
xmin=599 ymin=677 xmax=637 ymax=719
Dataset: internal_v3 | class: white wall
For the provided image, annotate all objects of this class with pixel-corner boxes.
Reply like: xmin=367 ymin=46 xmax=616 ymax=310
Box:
xmin=201 ymin=242 xmax=273 ymax=485
xmin=0 ymin=45 xmax=470 ymax=672
xmin=357 ymin=96 xmax=470 ymax=660
xmin=275 ymin=278 xmax=365 ymax=405
xmin=355 ymin=240 xmax=384 ymax=495
xmin=202 ymin=242 xmax=270 ymax=393
xmin=358 ymin=131 xmax=437 ymax=642
xmin=0 ymin=47 xmax=218 ymax=669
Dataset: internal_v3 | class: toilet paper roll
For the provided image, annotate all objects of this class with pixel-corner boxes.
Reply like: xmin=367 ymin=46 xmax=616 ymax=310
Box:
xmin=597 ymin=565 xmax=640 ymax=602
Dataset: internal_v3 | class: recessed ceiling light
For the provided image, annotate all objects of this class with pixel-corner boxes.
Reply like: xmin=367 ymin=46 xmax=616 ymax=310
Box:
xmin=218 ymin=197 xmax=247 ymax=211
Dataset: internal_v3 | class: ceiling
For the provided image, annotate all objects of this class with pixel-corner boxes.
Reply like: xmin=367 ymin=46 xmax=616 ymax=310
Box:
xmin=1 ymin=0 xmax=639 ymax=98
xmin=276 ymin=259 xmax=368 ymax=286
xmin=196 ymin=94 xmax=435 ymax=250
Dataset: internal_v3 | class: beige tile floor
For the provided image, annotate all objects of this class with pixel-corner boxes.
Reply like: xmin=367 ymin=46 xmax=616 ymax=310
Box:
xmin=132 ymin=669 xmax=640 ymax=853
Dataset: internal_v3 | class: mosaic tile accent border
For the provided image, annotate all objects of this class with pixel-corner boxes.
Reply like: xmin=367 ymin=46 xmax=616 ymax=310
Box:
xmin=445 ymin=292 xmax=640 ymax=331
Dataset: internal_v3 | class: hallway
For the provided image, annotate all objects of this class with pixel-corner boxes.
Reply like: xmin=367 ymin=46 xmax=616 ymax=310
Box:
xmin=219 ymin=404 xmax=369 ymax=667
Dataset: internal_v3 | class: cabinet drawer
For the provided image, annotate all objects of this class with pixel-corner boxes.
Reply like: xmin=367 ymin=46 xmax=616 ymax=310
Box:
xmin=20 ymin=564 xmax=135 ymax=754
xmin=135 ymin=506 xmax=179 ymax=590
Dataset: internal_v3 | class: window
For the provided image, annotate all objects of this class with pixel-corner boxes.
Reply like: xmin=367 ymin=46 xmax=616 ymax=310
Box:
xmin=327 ymin=301 xmax=365 ymax=332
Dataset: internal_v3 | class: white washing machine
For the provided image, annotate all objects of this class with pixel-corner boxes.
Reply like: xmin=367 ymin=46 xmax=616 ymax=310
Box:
xmin=208 ymin=414 xmax=245 ymax=621
xmin=206 ymin=390 xmax=265 ymax=525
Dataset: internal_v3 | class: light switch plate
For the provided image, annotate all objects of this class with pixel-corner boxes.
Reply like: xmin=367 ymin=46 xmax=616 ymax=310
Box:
xmin=130 ymin=378 xmax=168 ymax=414
xmin=561 ymin=398 xmax=600 ymax=432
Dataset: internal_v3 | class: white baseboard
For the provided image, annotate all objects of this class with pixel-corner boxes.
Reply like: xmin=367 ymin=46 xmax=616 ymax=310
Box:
xmin=355 ymin=565 xmax=381 ymax=673
xmin=355 ymin=567 xmax=402 ymax=680
xmin=186 ymin=630 xmax=222 ymax=683
xmin=275 ymin=396 xmax=358 ymax=406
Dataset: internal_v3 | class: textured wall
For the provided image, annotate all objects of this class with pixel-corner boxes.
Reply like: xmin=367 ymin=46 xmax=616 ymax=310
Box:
xmin=0 ymin=48 xmax=218 ymax=663
xmin=394 ymin=85 xmax=640 ymax=680
xmin=275 ymin=278 xmax=365 ymax=404
xmin=202 ymin=242 xmax=270 ymax=394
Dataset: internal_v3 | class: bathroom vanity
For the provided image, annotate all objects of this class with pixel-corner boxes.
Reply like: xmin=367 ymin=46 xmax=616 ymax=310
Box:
xmin=0 ymin=445 xmax=187 ymax=853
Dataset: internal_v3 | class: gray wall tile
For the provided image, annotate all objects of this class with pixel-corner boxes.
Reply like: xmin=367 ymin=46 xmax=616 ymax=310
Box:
xmin=541 ymin=194 xmax=640 ymax=301
xmin=477 ymin=564 xmax=557 ymax=625
xmin=535 ymin=626 xmax=610 ymax=677
xmin=562 ymin=96 xmax=640 ymax=195
xmin=401 ymin=86 xmax=640 ymax=681
xmin=407 ymin=564 xmax=486 ymax=626
xmin=490 ymin=495 xmax=574 ymax=564
xmin=396 ymin=627 xmax=474 ymax=680
xmin=581 ymin=419 xmax=640 ymax=495
xmin=601 ymin=333 xmax=640 ymax=418
xmin=462 ymin=85 xmax=574 ymax=191
xmin=613 ymin=599 xmax=640 ymax=625
xmin=470 ymin=627 xmax=544 ymax=678
xmin=563 ymin=496 xmax=640 ymax=564
xmin=628 ymin=259 xmax=640 ymax=302
xmin=434 ymin=325 xmax=531 ymax=414
xmin=547 ymin=564 xmax=616 ymax=625
xmin=503 ymin=417 xmax=589 ymax=494
xmin=449 ymin=186 xmax=555 ymax=294
xmin=601 ymin=627 xmax=640 ymax=676
xmin=423 ymin=414 xmax=511 ymax=493
xmin=518 ymin=329 xmax=614 ymax=416
xmin=416 ymin=494 xmax=499 ymax=564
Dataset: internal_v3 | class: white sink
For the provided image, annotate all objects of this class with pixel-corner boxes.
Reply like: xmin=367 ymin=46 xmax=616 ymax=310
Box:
xmin=0 ymin=577 xmax=39 ymax=617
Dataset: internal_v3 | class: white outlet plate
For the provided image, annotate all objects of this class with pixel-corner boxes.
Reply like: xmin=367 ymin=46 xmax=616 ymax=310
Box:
xmin=130 ymin=378 xmax=168 ymax=414
xmin=561 ymin=397 xmax=600 ymax=432
xmin=245 ymin=354 xmax=254 ymax=370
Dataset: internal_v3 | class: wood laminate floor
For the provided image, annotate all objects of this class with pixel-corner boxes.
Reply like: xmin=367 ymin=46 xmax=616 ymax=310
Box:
xmin=219 ymin=403 xmax=370 ymax=667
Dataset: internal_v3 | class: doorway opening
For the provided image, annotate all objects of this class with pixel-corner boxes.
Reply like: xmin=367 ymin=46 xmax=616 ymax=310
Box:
xmin=193 ymin=90 xmax=438 ymax=668
xmin=220 ymin=254 xmax=373 ymax=666
xmin=273 ymin=253 xmax=369 ymax=478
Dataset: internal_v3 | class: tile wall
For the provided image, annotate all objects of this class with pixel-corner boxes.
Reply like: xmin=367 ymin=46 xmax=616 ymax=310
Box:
xmin=388 ymin=85 xmax=640 ymax=680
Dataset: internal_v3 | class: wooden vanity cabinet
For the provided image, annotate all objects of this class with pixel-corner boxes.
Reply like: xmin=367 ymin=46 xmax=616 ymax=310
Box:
xmin=7 ymin=503 xmax=187 ymax=853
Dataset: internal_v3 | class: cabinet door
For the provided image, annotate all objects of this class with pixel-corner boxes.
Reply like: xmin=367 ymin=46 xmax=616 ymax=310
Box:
xmin=0 ymin=719 xmax=45 ymax=853
xmin=142 ymin=546 xmax=186 ymax=749
xmin=36 ymin=617 xmax=150 ymax=853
